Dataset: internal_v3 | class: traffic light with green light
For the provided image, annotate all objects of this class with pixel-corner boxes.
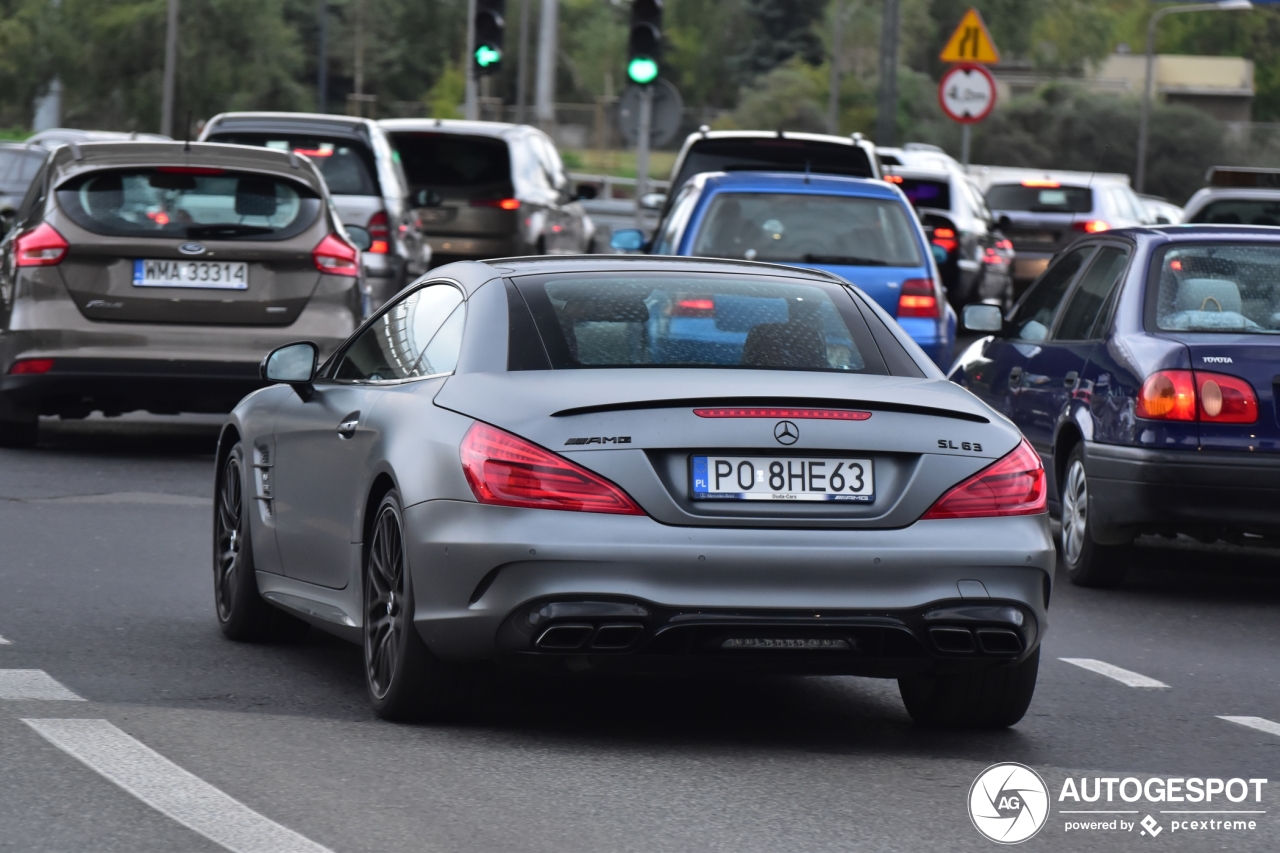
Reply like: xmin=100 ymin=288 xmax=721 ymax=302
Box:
xmin=474 ymin=0 xmax=506 ymax=76
xmin=627 ymin=0 xmax=663 ymax=85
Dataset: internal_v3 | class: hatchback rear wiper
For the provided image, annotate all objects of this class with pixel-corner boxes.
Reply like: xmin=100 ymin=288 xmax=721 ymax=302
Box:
xmin=802 ymin=254 xmax=889 ymax=266
xmin=186 ymin=224 xmax=275 ymax=239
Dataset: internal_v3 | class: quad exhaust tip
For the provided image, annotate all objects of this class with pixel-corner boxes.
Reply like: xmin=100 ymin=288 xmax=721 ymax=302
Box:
xmin=928 ymin=627 xmax=1023 ymax=655
xmin=535 ymin=622 xmax=646 ymax=651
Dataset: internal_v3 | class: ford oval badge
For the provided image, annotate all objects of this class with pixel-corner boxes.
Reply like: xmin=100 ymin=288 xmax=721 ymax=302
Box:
xmin=178 ymin=242 xmax=206 ymax=255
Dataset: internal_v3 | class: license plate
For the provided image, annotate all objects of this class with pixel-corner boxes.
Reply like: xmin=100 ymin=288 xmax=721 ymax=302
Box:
xmin=692 ymin=456 xmax=874 ymax=502
xmin=133 ymin=259 xmax=248 ymax=289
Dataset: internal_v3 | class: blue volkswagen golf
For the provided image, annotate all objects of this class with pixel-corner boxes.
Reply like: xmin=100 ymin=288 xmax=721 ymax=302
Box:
xmin=612 ymin=172 xmax=956 ymax=367
xmin=950 ymin=225 xmax=1280 ymax=586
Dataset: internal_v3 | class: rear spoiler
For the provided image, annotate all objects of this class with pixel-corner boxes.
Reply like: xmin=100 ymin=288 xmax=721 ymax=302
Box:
xmin=552 ymin=396 xmax=990 ymax=424
xmin=1205 ymin=166 xmax=1280 ymax=189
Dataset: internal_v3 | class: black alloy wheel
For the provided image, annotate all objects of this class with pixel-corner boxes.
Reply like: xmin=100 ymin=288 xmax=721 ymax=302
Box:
xmin=363 ymin=490 xmax=451 ymax=720
xmin=214 ymin=443 xmax=307 ymax=641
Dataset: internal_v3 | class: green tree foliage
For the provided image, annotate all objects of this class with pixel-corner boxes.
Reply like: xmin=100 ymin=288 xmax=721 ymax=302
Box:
xmin=732 ymin=0 xmax=827 ymax=77
xmin=0 ymin=1 xmax=57 ymax=127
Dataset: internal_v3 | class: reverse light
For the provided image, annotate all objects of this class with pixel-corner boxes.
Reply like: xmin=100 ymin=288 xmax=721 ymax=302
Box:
xmin=1197 ymin=373 xmax=1257 ymax=423
xmin=459 ymin=422 xmax=644 ymax=515
xmin=366 ymin=210 xmax=391 ymax=254
xmin=1137 ymin=370 xmax=1197 ymax=421
xmin=897 ymin=278 xmax=941 ymax=319
xmin=312 ymin=233 xmax=359 ymax=277
xmin=7 ymin=358 xmax=55 ymax=375
xmin=471 ymin=197 xmax=521 ymax=211
xmin=922 ymin=438 xmax=1046 ymax=519
xmin=15 ymin=223 xmax=68 ymax=267
xmin=693 ymin=408 xmax=872 ymax=420
xmin=1072 ymin=220 xmax=1110 ymax=233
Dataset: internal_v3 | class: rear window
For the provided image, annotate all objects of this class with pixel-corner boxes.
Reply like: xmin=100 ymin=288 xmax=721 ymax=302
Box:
xmin=389 ymin=133 xmax=511 ymax=189
xmin=673 ymin=139 xmax=874 ymax=192
xmin=0 ymin=147 xmax=45 ymax=193
xmin=691 ymin=192 xmax=922 ymax=267
xmin=56 ymin=168 xmax=321 ymax=241
xmin=986 ymin=184 xmax=1092 ymax=214
xmin=513 ymin=272 xmax=890 ymax=375
xmin=208 ymin=134 xmax=379 ymax=196
xmin=1188 ymin=199 xmax=1280 ymax=226
xmin=1151 ymin=243 xmax=1280 ymax=334
xmin=894 ymin=177 xmax=951 ymax=211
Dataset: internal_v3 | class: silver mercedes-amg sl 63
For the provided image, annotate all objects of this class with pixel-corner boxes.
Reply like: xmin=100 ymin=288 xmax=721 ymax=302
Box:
xmin=213 ymin=255 xmax=1054 ymax=726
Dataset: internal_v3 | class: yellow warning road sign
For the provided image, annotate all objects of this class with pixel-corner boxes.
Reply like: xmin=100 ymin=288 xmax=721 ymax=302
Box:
xmin=939 ymin=8 xmax=1001 ymax=65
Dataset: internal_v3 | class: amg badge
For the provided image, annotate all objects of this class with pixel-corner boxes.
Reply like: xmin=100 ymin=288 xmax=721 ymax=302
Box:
xmin=564 ymin=436 xmax=632 ymax=446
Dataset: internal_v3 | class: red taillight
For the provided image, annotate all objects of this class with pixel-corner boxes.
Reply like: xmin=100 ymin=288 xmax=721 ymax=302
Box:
xmin=1137 ymin=370 xmax=1197 ymax=421
xmin=897 ymin=278 xmax=941 ymax=319
xmin=15 ymin=223 xmax=68 ymax=267
xmin=931 ymin=227 xmax=958 ymax=254
xmin=1022 ymin=180 xmax=1060 ymax=188
xmin=459 ymin=422 xmax=644 ymax=515
xmin=7 ymin=358 xmax=54 ymax=375
xmin=471 ymin=197 xmax=521 ymax=211
xmin=995 ymin=238 xmax=1012 ymax=251
xmin=884 ymin=174 xmax=904 ymax=183
xmin=672 ymin=297 xmax=715 ymax=317
xmin=313 ymin=233 xmax=359 ymax=277
xmin=1197 ymin=372 xmax=1257 ymax=424
xmin=366 ymin=211 xmax=390 ymax=254
xmin=693 ymin=408 xmax=872 ymax=420
xmin=1072 ymin=220 xmax=1110 ymax=233
xmin=922 ymin=438 xmax=1046 ymax=520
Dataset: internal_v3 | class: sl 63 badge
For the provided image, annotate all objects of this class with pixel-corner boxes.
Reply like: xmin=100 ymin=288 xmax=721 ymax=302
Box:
xmin=939 ymin=439 xmax=983 ymax=452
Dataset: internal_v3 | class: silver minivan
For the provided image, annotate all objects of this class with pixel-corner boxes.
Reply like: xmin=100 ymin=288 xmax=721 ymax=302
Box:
xmin=200 ymin=113 xmax=430 ymax=308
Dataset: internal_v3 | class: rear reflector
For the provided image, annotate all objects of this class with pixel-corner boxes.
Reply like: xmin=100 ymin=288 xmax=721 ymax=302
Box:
xmin=7 ymin=358 xmax=54 ymax=375
xmin=312 ymin=233 xmax=359 ymax=277
xmin=693 ymin=408 xmax=872 ymax=420
xmin=921 ymin=438 xmax=1046 ymax=519
xmin=15 ymin=223 xmax=68 ymax=267
xmin=897 ymin=278 xmax=941 ymax=319
xmin=460 ymin=422 xmax=644 ymax=515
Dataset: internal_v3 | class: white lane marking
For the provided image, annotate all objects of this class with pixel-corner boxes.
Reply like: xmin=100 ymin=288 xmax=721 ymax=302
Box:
xmin=1059 ymin=658 xmax=1170 ymax=688
xmin=22 ymin=719 xmax=333 ymax=853
xmin=0 ymin=670 xmax=85 ymax=700
xmin=1218 ymin=716 xmax=1280 ymax=738
xmin=0 ymin=633 xmax=10 ymax=645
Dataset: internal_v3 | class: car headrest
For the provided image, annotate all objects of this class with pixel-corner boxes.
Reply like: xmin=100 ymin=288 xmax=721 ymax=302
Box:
xmin=1174 ymin=278 xmax=1242 ymax=315
xmin=235 ymin=178 xmax=279 ymax=217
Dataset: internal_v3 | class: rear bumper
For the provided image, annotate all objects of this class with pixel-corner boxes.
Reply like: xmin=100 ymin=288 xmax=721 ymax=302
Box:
xmin=1085 ymin=442 xmax=1280 ymax=539
xmin=426 ymin=233 xmax=522 ymax=261
xmin=403 ymin=500 xmax=1055 ymax=675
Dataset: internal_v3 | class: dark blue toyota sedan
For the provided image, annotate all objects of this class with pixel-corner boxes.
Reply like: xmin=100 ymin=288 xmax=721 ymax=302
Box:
xmin=950 ymin=225 xmax=1280 ymax=586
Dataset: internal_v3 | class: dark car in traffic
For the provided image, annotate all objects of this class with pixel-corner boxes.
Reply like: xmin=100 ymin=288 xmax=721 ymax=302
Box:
xmin=0 ymin=141 xmax=364 ymax=446
xmin=950 ymin=225 xmax=1280 ymax=587
xmin=0 ymin=144 xmax=47 ymax=234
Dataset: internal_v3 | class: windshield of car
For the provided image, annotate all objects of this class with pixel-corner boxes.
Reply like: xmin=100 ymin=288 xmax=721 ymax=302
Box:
xmin=56 ymin=168 xmax=321 ymax=241
xmin=673 ymin=139 xmax=874 ymax=193
xmin=513 ymin=273 xmax=890 ymax=374
xmin=207 ymin=133 xmax=379 ymax=196
xmin=0 ymin=148 xmax=45 ymax=194
xmin=986 ymin=184 xmax=1092 ymax=214
xmin=1188 ymin=198 xmax=1280 ymax=226
xmin=1152 ymin=243 xmax=1280 ymax=334
xmin=389 ymin=132 xmax=511 ymax=190
xmin=690 ymin=192 xmax=923 ymax=267
xmin=893 ymin=177 xmax=951 ymax=211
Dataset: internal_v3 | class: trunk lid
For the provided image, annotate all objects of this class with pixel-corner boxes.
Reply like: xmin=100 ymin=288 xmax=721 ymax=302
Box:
xmin=435 ymin=369 xmax=1020 ymax=528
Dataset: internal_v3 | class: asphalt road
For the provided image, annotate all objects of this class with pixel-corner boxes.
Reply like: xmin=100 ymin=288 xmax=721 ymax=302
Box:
xmin=1 ymin=416 xmax=1278 ymax=852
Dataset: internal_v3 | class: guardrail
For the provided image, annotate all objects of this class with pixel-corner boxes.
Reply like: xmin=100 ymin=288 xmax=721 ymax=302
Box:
xmin=569 ymin=172 xmax=670 ymax=201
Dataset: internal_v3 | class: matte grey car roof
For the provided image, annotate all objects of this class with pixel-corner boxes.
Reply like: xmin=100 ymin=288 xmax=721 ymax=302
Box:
xmin=441 ymin=254 xmax=851 ymax=284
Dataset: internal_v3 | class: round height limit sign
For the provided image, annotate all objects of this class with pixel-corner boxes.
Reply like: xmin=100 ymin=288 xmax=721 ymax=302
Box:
xmin=939 ymin=64 xmax=996 ymax=124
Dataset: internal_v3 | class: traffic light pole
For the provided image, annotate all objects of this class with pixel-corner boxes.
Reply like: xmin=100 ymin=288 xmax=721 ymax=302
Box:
xmin=465 ymin=0 xmax=479 ymax=120
xmin=634 ymin=85 xmax=653 ymax=229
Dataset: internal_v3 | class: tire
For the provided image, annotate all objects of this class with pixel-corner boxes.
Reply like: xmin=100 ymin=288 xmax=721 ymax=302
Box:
xmin=899 ymin=647 xmax=1040 ymax=729
xmin=213 ymin=443 xmax=309 ymax=642
xmin=0 ymin=417 xmax=38 ymax=448
xmin=363 ymin=490 xmax=455 ymax=721
xmin=1059 ymin=444 xmax=1130 ymax=588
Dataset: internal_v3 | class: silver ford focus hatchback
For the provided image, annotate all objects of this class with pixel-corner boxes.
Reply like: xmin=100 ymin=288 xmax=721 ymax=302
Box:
xmin=215 ymin=255 xmax=1054 ymax=727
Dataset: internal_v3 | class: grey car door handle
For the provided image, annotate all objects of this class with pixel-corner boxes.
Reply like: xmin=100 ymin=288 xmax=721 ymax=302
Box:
xmin=337 ymin=418 xmax=359 ymax=439
xmin=1064 ymin=371 xmax=1079 ymax=388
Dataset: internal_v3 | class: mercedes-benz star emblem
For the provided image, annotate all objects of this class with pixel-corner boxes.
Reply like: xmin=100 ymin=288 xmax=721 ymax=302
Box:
xmin=773 ymin=420 xmax=799 ymax=445
xmin=178 ymin=242 xmax=207 ymax=255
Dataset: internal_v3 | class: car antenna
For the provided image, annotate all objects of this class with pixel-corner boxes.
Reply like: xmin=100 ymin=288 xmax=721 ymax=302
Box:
xmin=184 ymin=111 xmax=192 ymax=152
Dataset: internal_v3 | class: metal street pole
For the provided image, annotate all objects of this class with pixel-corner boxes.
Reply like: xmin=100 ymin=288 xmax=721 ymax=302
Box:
xmin=534 ymin=0 xmax=558 ymax=127
xmin=875 ymin=0 xmax=901 ymax=146
xmin=161 ymin=0 xmax=179 ymax=137
xmin=961 ymin=124 xmax=971 ymax=169
xmin=1136 ymin=0 xmax=1251 ymax=193
xmin=634 ymin=85 xmax=653 ymax=229
xmin=515 ymin=0 xmax=532 ymax=124
xmin=465 ymin=0 xmax=478 ymax=120
xmin=317 ymin=0 xmax=328 ymax=112
xmin=827 ymin=0 xmax=844 ymax=135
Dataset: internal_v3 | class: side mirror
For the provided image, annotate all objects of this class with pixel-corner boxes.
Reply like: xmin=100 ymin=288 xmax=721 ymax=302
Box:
xmin=639 ymin=192 xmax=667 ymax=210
xmin=962 ymin=303 xmax=1004 ymax=333
xmin=345 ymin=225 xmax=373 ymax=252
xmin=575 ymin=183 xmax=598 ymax=201
xmin=610 ymin=228 xmax=647 ymax=252
xmin=413 ymin=188 xmax=443 ymax=207
xmin=261 ymin=341 xmax=319 ymax=395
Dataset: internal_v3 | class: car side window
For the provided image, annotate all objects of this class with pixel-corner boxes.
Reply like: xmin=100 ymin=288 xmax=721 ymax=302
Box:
xmin=333 ymin=283 xmax=465 ymax=381
xmin=14 ymin=160 xmax=49 ymax=229
xmin=652 ymin=184 xmax=699 ymax=255
xmin=1054 ymin=245 xmax=1131 ymax=340
xmin=531 ymin=134 xmax=566 ymax=193
xmin=1008 ymin=247 xmax=1092 ymax=342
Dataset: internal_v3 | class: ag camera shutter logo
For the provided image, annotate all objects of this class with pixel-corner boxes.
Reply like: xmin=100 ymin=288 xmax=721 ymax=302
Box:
xmin=969 ymin=763 xmax=1050 ymax=844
